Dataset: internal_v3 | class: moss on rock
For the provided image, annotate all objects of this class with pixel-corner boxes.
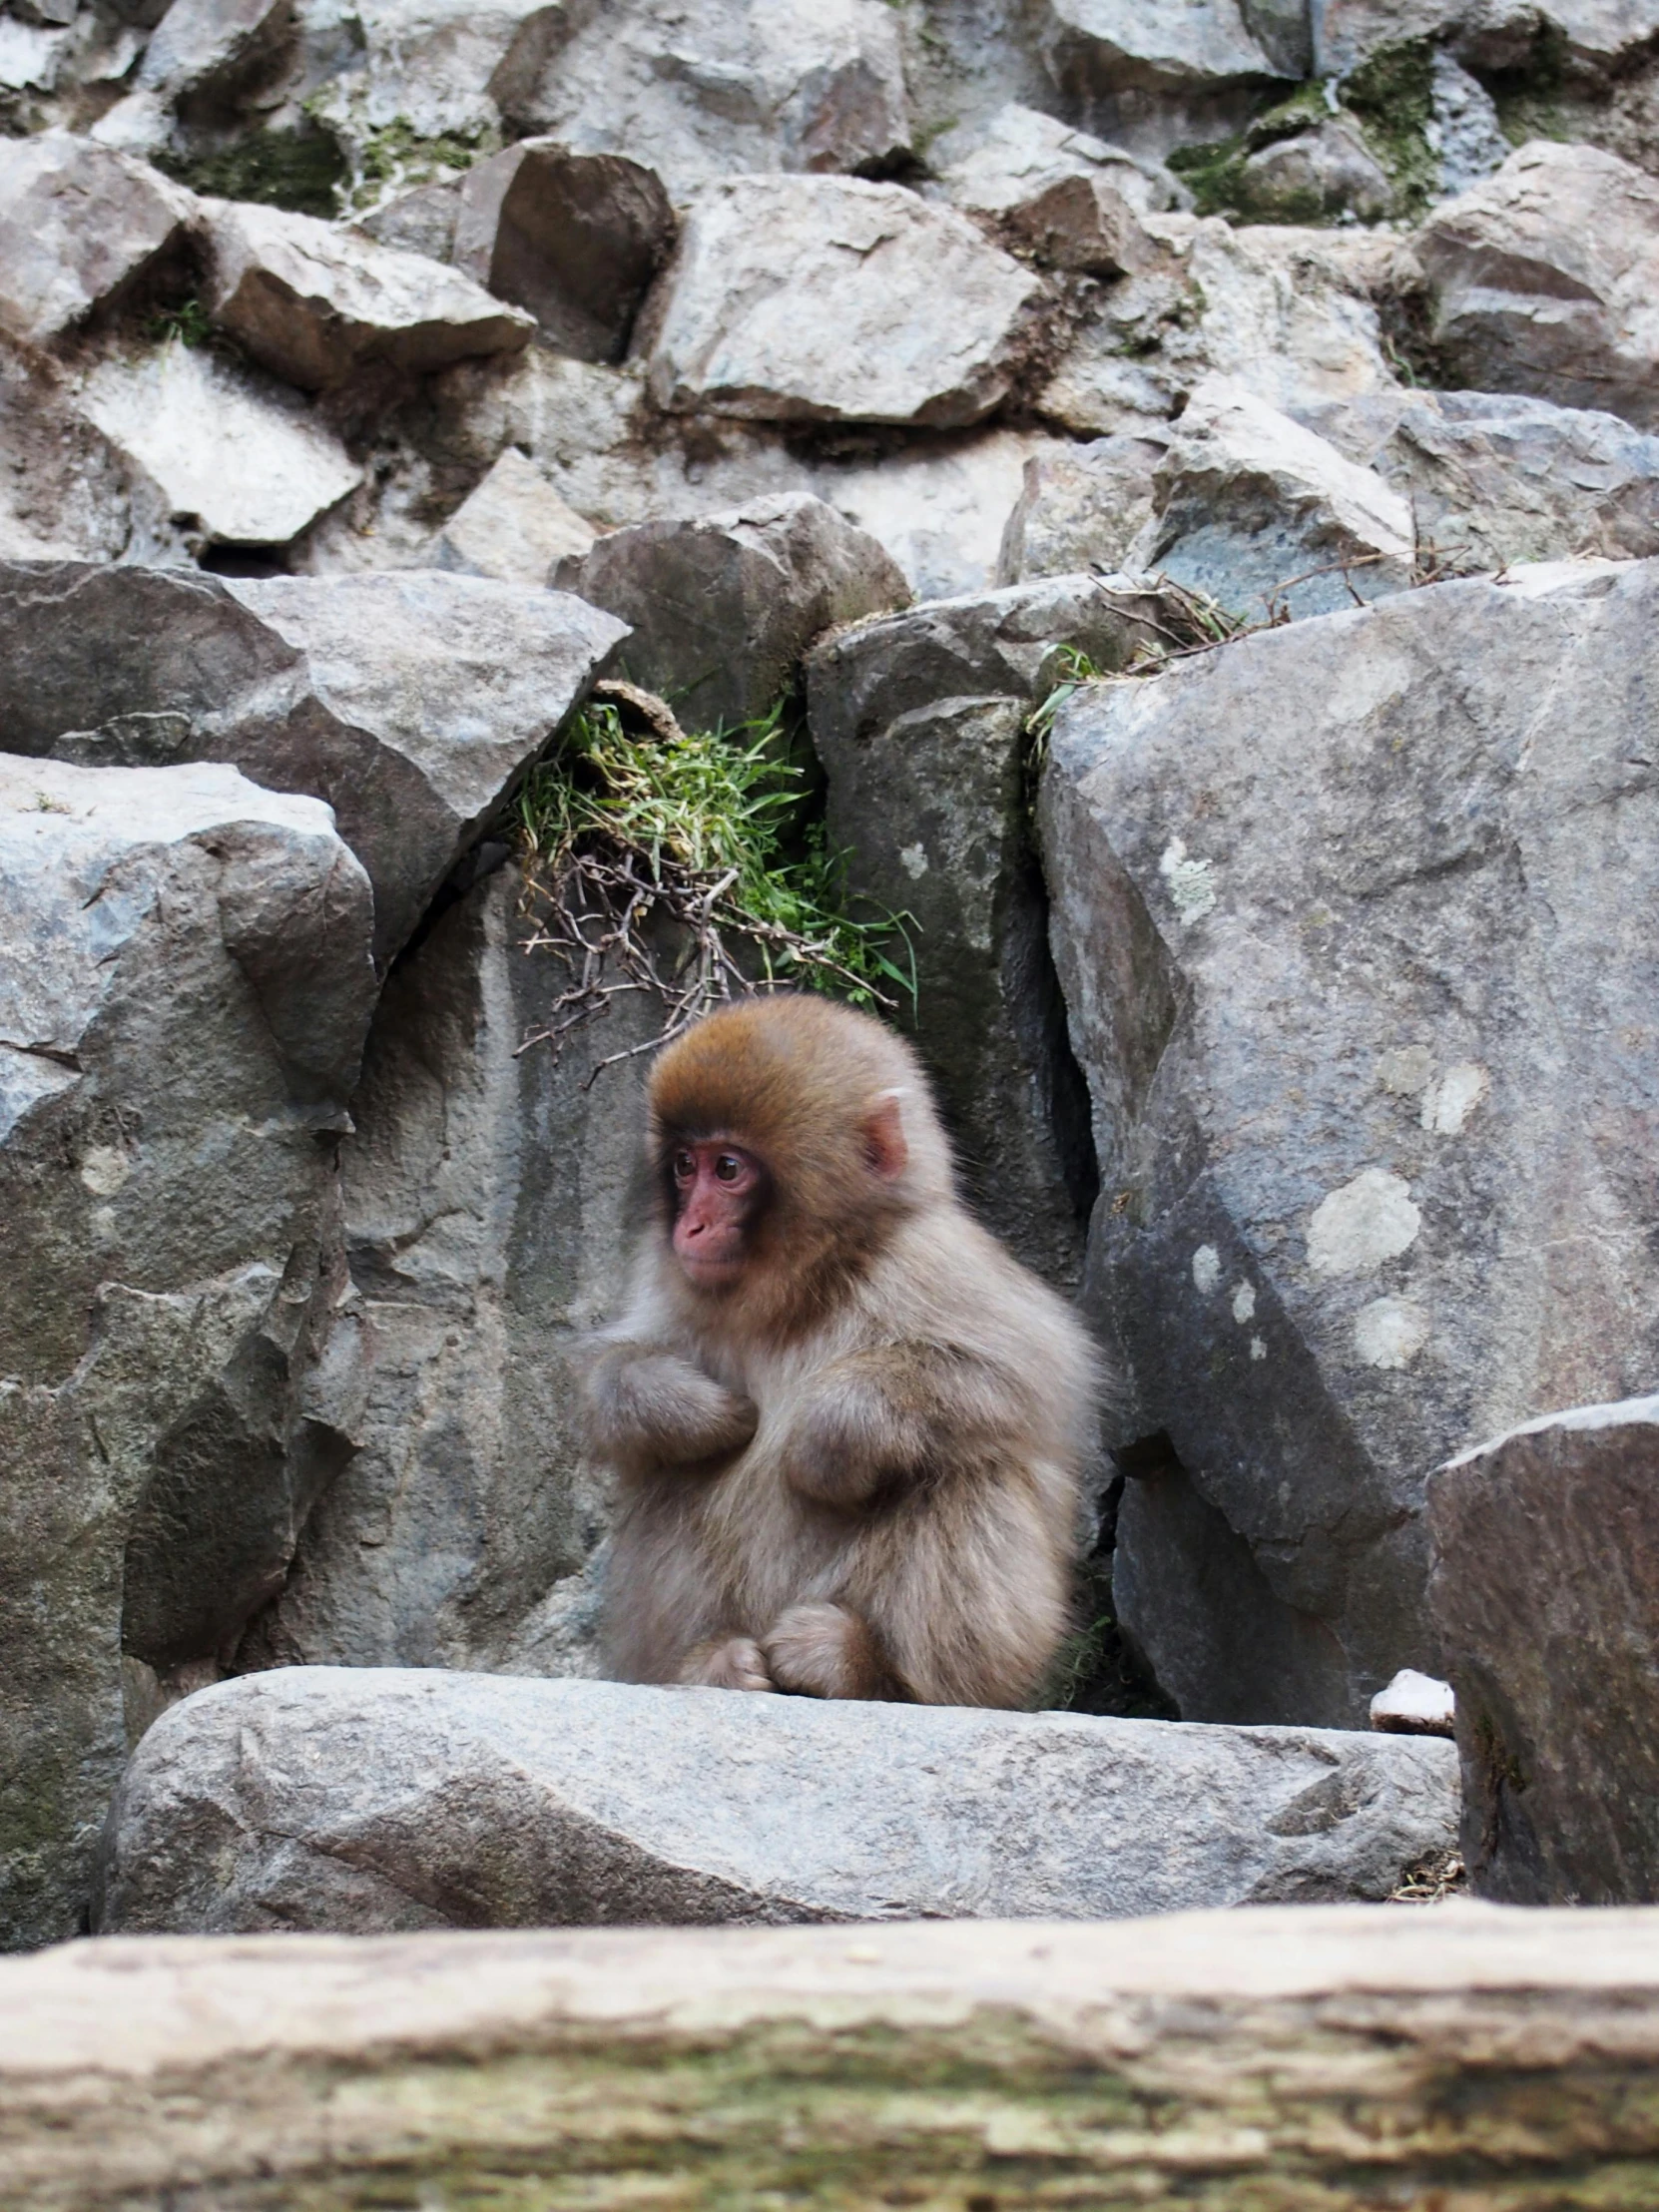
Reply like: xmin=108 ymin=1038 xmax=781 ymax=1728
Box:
xmin=155 ymin=127 xmax=347 ymax=219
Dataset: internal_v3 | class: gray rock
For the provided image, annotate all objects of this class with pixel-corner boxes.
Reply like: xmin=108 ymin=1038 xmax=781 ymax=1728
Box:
xmin=304 ymin=0 xmax=568 ymax=181
xmin=434 ymin=349 xmax=1069 ymax=603
xmin=508 ymin=0 xmax=910 ymax=198
xmin=1428 ymin=1394 xmax=1659 ymax=1903
xmin=1297 ymin=387 xmax=1659 ymax=570
xmin=203 ymin=198 xmax=534 ymax=392
xmin=239 ymin=865 xmax=652 ymax=1686
xmin=808 ymin=574 xmax=1183 ymax=1291
xmin=1039 ymin=556 xmax=1659 ymax=1727
xmin=643 ymin=176 xmax=1047 ymax=430
xmin=1430 ymin=48 xmax=1510 ymax=201
xmin=0 ymin=752 xmax=375 ymax=1952
xmin=1237 ymin=117 xmax=1395 ymax=226
xmin=92 ymin=0 xmax=289 ymax=152
xmin=1416 ymin=140 xmax=1659 ymax=431
xmin=94 ymin=1667 xmax=1459 ymax=1932
xmin=436 ymin=445 xmax=596 ymax=584
xmin=811 ymin=429 xmax=1078 ymax=604
xmin=0 ymin=133 xmax=194 ymax=346
xmin=1317 ymin=0 xmax=1659 ymax=81
xmin=1130 ymin=373 xmax=1414 ymax=621
xmin=452 ymin=141 xmax=676 ymax=365
xmin=0 ymin=563 xmax=627 ymax=965
xmin=996 ymin=433 xmax=1169 ymax=585
xmin=929 ymin=103 xmax=1185 ymax=224
xmin=354 ymin=176 xmax=464 ymax=263
xmin=560 ymin=493 xmax=909 ymax=732
xmin=0 ymin=339 xmax=174 ymax=562
xmin=73 ymin=338 xmax=361 ymax=554
xmin=1036 ymin=0 xmax=1291 ymax=158
xmin=1037 ymin=214 xmax=1400 ymax=437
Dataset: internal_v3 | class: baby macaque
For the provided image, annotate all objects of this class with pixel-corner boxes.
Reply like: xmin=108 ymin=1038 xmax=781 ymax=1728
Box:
xmin=585 ymin=995 xmax=1098 ymax=1706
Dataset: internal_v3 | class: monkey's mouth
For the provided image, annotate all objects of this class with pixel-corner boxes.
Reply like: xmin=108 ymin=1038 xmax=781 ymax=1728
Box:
xmin=677 ymin=1248 xmax=746 ymax=1290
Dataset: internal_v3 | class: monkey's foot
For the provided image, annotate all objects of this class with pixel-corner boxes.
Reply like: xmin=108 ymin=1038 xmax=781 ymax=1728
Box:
xmin=678 ymin=1635 xmax=775 ymax=1692
xmin=762 ymin=1602 xmax=897 ymax=1701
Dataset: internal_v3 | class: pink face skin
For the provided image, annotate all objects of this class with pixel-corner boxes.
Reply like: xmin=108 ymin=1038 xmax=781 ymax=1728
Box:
xmin=670 ymin=1138 xmax=765 ymax=1289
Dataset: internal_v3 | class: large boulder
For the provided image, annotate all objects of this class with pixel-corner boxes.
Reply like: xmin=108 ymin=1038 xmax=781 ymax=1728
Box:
xmin=808 ymin=575 xmax=1180 ymax=1291
xmin=10 ymin=1907 xmax=1659 ymax=2203
xmin=239 ymin=864 xmax=652 ymax=1685
xmin=559 ymin=492 xmax=909 ymax=731
xmin=1039 ymin=557 xmax=1659 ymax=1729
xmin=0 ymin=564 xmax=627 ymax=965
xmin=1038 ymin=214 xmax=1400 ymax=437
xmin=1300 ymin=387 xmax=1659 ymax=571
xmin=0 ymin=752 xmax=376 ymax=1952
xmin=95 ymin=1668 xmax=1457 ymax=1932
xmin=1428 ymin=1395 xmax=1659 ymax=1905
xmin=1130 ymin=374 xmax=1414 ymax=622
xmin=0 ymin=134 xmax=195 ymax=346
xmin=508 ymin=0 xmax=910 ymax=197
xmin=1415 ymin=141 xmax=1659 ymax=431
xmin=202 ymin=198 xmax=534 ymax=391
xmin=643 ymin=176 xmax=1048 ymax=430
xmin=450 ymin=141 xmax=676 ymax=364
xmin=996 ymin=432 xmax=1169 ymax=584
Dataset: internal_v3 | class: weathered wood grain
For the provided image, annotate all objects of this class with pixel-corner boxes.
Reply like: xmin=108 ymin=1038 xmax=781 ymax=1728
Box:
xmin=4 ymin=1904 xmax=1659 ymax=2208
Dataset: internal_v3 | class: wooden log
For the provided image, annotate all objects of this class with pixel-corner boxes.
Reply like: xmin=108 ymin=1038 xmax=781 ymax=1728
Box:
xmin=4 ymin=1904 xmax=1659 ymax=2208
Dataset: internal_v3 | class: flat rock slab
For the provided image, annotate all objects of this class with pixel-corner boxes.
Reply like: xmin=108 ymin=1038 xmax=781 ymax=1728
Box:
xmin=95 ymin=1668 xmax=1456 ymax=1934
xmin=9 ymin=1907 xmax=1659 ymax=2208
xmin=0 ymin=563 xmax=627 ymax=965
xmin=1429 ymin=1393 xmax=1659 ymax=1904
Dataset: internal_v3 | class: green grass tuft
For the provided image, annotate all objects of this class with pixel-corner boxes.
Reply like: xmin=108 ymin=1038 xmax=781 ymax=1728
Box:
xmin=516 ymin=694 xmax=915 ymax=1072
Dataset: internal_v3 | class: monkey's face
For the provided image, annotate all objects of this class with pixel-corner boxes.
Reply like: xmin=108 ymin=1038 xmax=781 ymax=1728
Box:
xmin=668 ymin=1137 xmax=770 ymax=1290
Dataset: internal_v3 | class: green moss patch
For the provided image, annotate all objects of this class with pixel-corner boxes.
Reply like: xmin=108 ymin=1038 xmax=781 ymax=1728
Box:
xmin=155 ymin=127 xmax=347 ymax=219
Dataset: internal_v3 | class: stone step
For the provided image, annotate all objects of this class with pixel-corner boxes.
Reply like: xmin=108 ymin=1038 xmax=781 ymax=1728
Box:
xmin=95 ymin=1668 xmax=1456 ymax=1935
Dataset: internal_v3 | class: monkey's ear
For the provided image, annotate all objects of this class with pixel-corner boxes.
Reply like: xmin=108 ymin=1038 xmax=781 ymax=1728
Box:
xmin=861 ymin=1089 xmax=908 ymax=1181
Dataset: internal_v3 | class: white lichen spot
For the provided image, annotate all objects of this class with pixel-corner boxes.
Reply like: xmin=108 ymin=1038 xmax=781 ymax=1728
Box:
xmin=1191 ymin=1244 xmax=1222 ymax=1294
xmin=1231 ymin=1281 xmax=1256 ymax=1324
xmin=1158 ymin=835 xmax=1217 ymax=924
xmin=90 ymin=1204 xmax=118 ymax=1241
xmin=1307 ymin=1167 xmax=1421 ymax=1276
xmin=1250 ymin=1335 xmax=1267 ymax=1361
xmin=898 ymin=842 xmax=930 ymax=880
xmin=1378 ymin=1043 xmax=1434 ymax=1097
xmin=1354 ymin=1296 xmax=1429 ymax=1370
xmin=80 ymin=1145 xmax=130 ymax=1197
xmin=1420 ymin=1060 xmax=1488 ymax=1135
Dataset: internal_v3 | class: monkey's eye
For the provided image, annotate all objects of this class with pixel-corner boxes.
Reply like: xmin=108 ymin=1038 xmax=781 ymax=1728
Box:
xmin=672 ymin=1150 xmax=697 ymax=1183
xmin=714 ymin=1153 xmax=745 ymax=1183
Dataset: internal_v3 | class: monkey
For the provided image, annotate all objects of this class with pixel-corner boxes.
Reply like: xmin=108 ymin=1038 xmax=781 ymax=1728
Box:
xmin=583 ymin=994 xmax=1099 ymax=1708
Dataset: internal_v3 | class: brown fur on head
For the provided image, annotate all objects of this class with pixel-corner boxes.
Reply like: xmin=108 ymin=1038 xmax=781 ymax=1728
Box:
xmin=648 ymin=996 xmax=954 ymax=1332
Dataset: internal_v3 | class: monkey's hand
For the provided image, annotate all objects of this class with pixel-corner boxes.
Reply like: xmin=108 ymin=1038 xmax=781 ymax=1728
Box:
xmin=762 ymin=1602 xmax=905 ymax=1701
xmin=678 ymin=1635 xmax=775 ymax=1692
xmin=782 ymin=1345 xmax=995 ymax=1510
xmin=585 ymin=1348 xmax=758 ymax=1474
